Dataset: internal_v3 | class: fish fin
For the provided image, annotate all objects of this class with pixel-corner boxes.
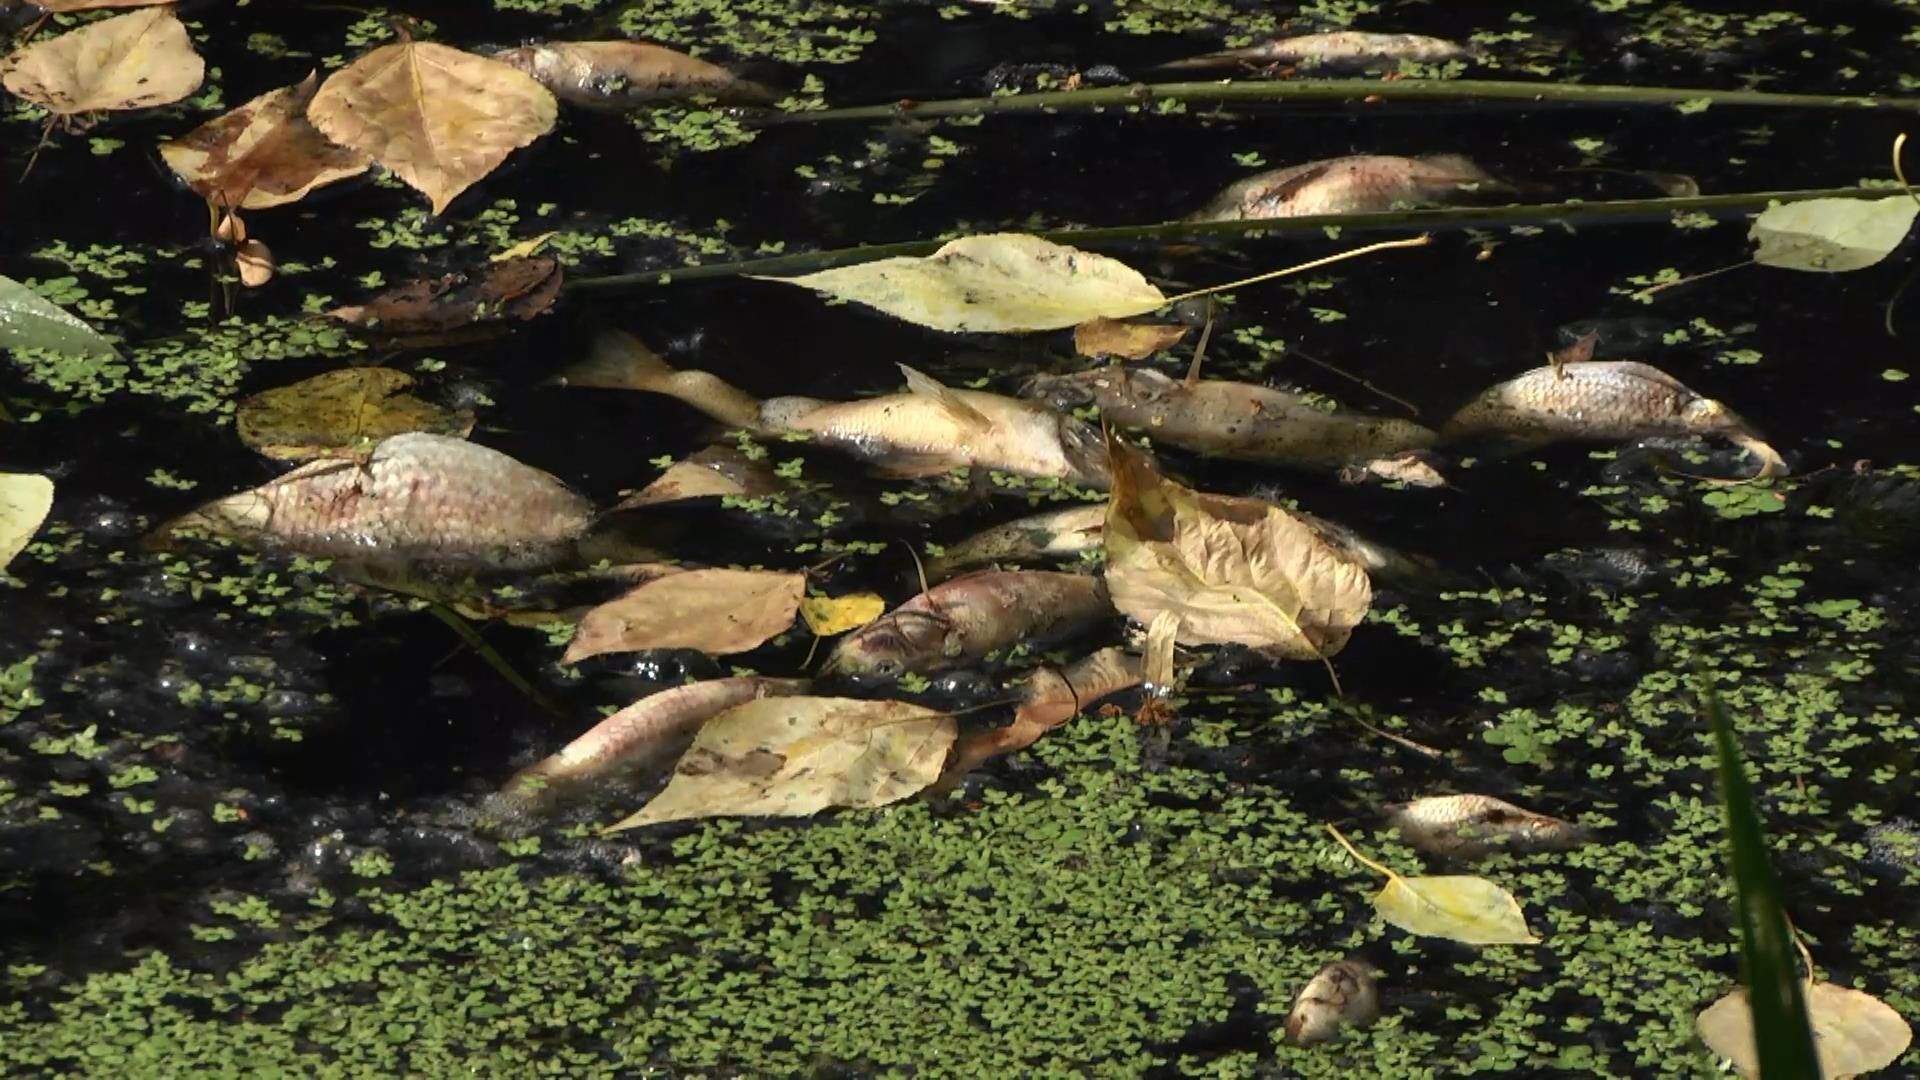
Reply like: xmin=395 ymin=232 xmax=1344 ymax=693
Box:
xmin=556 ymin=331 xmax=676 ymax=391
xmin=898 ymin=365 xmax=995 ymax=431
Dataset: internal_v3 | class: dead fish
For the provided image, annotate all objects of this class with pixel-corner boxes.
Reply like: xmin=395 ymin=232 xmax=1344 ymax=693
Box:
xmin=492 ymin=676 xmax=810 ymax=814
xmin=564 ymin=331 xmax=1113 ymax=489
xmin=824 ymin=569 xmax=1111 ymax=680
xmin=924 ymin=502 xmax=1107 ymax=581
xmin=1155 ymin=31 xmax=1474 ymax=73
xmin=612 ymin=443 xmax=781 ymax=511
xmin=147 ymin=433 xmax=594 ymax=569
xmin=1440 ymin=359 xmax=1788 ymax=477
xmin=939 ymin=646 xmax=1145 ymax=785
xmin=490 ymin=41 xmax=776 ymax=108
xmin=1024 ymin=365 xmax=1438 ymax=468
xmin=1384 ymin=794 xmax=1589 ymax=860
xmin=1292 ymin=509 xmax=1442 ymax=586
xmin=1189 ymin=153 xmax=1506 ymax=222
xmin=1284 ymin=959 xmax=1381 ymax=1045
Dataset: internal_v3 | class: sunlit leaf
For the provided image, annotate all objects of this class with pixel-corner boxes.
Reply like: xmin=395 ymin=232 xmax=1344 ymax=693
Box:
xmin=0 ymin=472 xmax=55 ymax=572
xmin=1750 ymin=196 xmax=1920 ymax=273
xmin=0 ymin=8 xmax=202 ymax=115
xmin=799 ymin=592 xmax=886 ymax=637
xmin=235 ymin=367 xmax=473 ymax=462
xmin=1072 ymin=317 xmax=1189 ymax=359
xmin=1329 ymin=825 xmax=1539 ymax=946
xmin=0 ymin=275 xmax=117 ymax=359
xmin=563 ymin=568 xmax=806 ymax=663
xmin=491 ymin=40 xmax=774 ymax=108
xmin=752 ymin=233 xmax=1167 ymax=333
xmin=607 ymin=696 xmax=954 ymax=829
xmin=1698 ymin=982 xmax=1912 ymax=1079
xmin=160 ymin=72 xmax=370 ymax=211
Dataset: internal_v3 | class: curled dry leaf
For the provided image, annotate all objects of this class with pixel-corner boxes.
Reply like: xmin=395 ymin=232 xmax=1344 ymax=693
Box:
xmin=752 ymin=233 xmax=1167 ymax=333
xmin=491 ymin=40 xmax=774 ymax=108
xmin=1 ymin=473 xmax=55 ymax=572
xmin=235 ymin=367 xmax=473 ymax=462
xmin=161 ymin=72 xmax=371 ymax=211
xmin=1698 ymin=981 xmax=1912 ymax=1079
xmin=1072 ymin=317 xmax=1190 ymax=360
xmin=1341 ymin=451 xmax=1449 ymax=489
xmin=234 ymin=239 xmax=275 ymax=288
xmin=1284 ymin=959 xmax=1381 ymax=1046
xmin=0 ymin=275 xmax=117 ymax=359
xmin=308 ymin=41 xmax=558 ymax=214
xmin=1750 ymin=196 xmax=1920 ymax=273
xmin=1385 ymin=794 xmax=1589 ymax=861
xmin=563 ymin=568 xmax=805 ymax=663
xmin=607 ymin=696 xmax=955 ymax=830
xmin=148 ymin=432 xmax=593 ymax=570
xmin=1329 ymin=825 xmax=1539 ymax=946
xmin=324 ymin=256 xmax=562 ymax=344
xmin=939 ymin=647 xmax=1142 ymax=783
xmin=799 ymin=593 xmax=887 ymax=637
xmin=0 ymin=8 xmax=203 ymax=115
xmin=1142 ymin=609 xmax=1180 ymax=690
xmin=1103 ymin=432 xmax=1371 ymax=661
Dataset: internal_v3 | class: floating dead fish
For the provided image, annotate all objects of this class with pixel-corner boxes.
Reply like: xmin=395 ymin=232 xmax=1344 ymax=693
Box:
xmin=940 ymin=646 xmax=1144 ymax=783
xmin=1292 ymin=509 xmax=1442 ymax=586
xmin=1188 ymin=154 xmax=1506 ymax=222
xmin=564 ymin=331 xmax=1113 ymax=489
xmin=1155 ymin=31 xmax=1473 ymax=73
xmin=924 ymin=501 xmax=1107 ymax=581
xmin=823 ymin=569 xmax=1111 ymax=680
xmin=1284 ymin=958 xmax=1381 ymax=1045
xmin=1024 ymin=365 xmax=1438 ymax=469
xmin=612 ymin=443 xmax=781 ymax=510
xmin=1384 ymin=794 xmax=1589 ymax=860
xmin=1439 ymin=359 xmax=1788 ymax=477
xmin=491 ymin=40 xmax=775 ymax=109
xmin=148 ymin=432 xmax=594 ymax=569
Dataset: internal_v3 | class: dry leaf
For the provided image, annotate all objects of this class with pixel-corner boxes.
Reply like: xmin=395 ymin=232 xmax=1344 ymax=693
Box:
xmin=1330 ymin=825 xmax=1539 ymax=946
xmin=752 ymin=233 xmax=1167 ymax=333
xmin=563 ymin=568 xmax=805 ymax=663
xmin=235 ymin=367 xmax=474 ymax=462
xmin=612 ymin=444 xmax=778 ymax=510
xmin=607 ymin=696 xmax=954 ymax=829
xmin=799 ymin=593 xmax=886 ymax=637
xmin=0 ymin=8 xmax=203 ymax=115
xmin=1284 ymin=959 xmax=1381 ymax=1045
xmin=1698 ymin=982 xmax=1913 ymax=1079
xmin=1385 ymin=794 xmax=1588 ymax=860
xmin=160 ymin=72 xmax=370 ymax=211
xmin=492 ymin=231 xmax=558 ymax=262
xmin=324 ymin=256 xmax=562 ymax=344
xmin=1 ymin=472 xmax=55 ymax=572
xmin=491 ymin=40 xmax=774 ymax=108
xmin=1072 ymin=317 xmax=1190 ymax=359
xmin=1103 ymin=432 xmax=1371 ymax=660
xmin=233 ymin=239 xmax=275 ymax=288
xmin=1143 ymin=609 xmax=1179 ymax=689
xmin=939 ymin=647 xmax=1141 ymax=782
xmin=308 ymin=41 xmax=558 ymax=214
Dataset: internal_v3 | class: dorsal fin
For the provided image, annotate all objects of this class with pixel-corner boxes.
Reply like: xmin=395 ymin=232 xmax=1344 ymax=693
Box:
xmin=898 ymin=364 xmax=993 ymax=431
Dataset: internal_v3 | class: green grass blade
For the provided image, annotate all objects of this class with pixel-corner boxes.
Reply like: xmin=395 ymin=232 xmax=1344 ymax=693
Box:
xmin=1704 ymin=688 xmax=1820 ymax=1078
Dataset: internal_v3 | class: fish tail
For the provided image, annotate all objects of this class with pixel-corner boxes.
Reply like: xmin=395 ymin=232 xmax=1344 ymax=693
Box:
xmin=562 ymin=330 xmax=767 ymax=431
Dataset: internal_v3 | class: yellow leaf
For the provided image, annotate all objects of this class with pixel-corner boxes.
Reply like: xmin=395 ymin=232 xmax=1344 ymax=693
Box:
xmin=563 ymin=568 xmax=806 ymax=663
xmin=607 ymin=697 xmax=954 ymax=829
xmin=1698 ymin=982 xmax=1913 ymax=1079
xmin=308 ymin=41 xmax=558 ymax=214
xmin=0 ymin=472 xmax=55 ymax=572
xmin=234 ymin=367 xmax=473 ymax=462
xmin=1750 ymin=196 xmax=1920 ymax=273
xmin=800 ymin=593 xmax=886 ymax=637
xmin=752 ymin=233 xmax=1167 ymax=333
xmin=160 ymin=72 xmax=370 ymax=211
xmin=0 ymin=8 xmax=203 ymax=115
xmin=1072 ymin=317 xmax=1190 ymax=359
xmin=492 ymin=231 xmax=559 ymax=262
xmin=1328 ymin=824 xmax=1539 ymax=946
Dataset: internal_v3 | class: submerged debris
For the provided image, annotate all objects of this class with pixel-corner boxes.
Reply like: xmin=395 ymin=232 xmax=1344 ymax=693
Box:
xmin=823 ymin=569 xmax=1111 ymax=679
xmin=1188 ymin=154 xmax=1505 ymax=222
xmin=1284 ymin=958 xmax=1382 ymax=1045
xmin=1155 ymin=31 xmax=1474 ymax=74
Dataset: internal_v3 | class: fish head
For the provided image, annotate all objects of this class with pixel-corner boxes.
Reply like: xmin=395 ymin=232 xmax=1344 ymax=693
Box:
xmin=821 ymin=609 xmax=951 ymax=682
xmin=1681 ymin=395 xmax=1745 ymax=434
xmin=1020 ymin=371 xmax=1096 ymax=410
xmin=1055 ymin=414 xmax=1114 ymax=489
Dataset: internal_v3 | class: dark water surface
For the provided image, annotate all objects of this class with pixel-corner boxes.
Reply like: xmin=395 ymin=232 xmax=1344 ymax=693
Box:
xmin=3 ymin=1 xmax=1919 ymax=1075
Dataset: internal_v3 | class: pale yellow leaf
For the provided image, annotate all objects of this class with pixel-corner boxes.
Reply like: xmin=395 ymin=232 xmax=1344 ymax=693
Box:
xmin=1143 ymin=609 xmax=1179 ymax=689
xmin=308 ymin=41 xmax=558 ymax=214
xmin=1698 ymin=982 xmax=1913 ymax=1079
xmin=235 ymin=367 xmax=472 ymax=461
xmin=0 ymin=8 xmax=203 ymax=115
xmin=1373 ymin=874 xmax=1539 ymax=945
xmin=1750 ymin=196 xmax=1920 ymax=273
xmin=607 ymin=696 xmax=954 ymax=829
xmin=160 ymin=72 xmax=370 ymax=211
xmin=492 ymin=231 xmax=558 ymax=262
xmin=563 ymin=568 xmax=805 ymax=663
xmin=800 ymin=593 xmax=887 ymax=637
xmin=752 ymin=233 xmax=1168 ymax=333
xmin=1073 ymin=317 xmax=1190 ymax=359
xmin=1 ymin=473 xmax=55 ymax=572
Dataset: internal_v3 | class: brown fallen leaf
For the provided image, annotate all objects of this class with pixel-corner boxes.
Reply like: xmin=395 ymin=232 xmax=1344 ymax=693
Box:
xmin=939 ymin=647 xmax=1142 ymax=783
xmin=1698 ymin=981 xmax=1912 ymax=1078
xmin=1072 ymin=317 xmax=1190 ymax=360
xmin=1284 ymin=959 xmax=1381 ymax=1045
xmin=490 ymin=40 xmax=775 ymax=109
xmin=160 ymin=72 xmax=370 ymax=211
xmin=233 ymin=239 xmax=275 ymax=289
xmin=235 ymin=367 xmax=474 ymax=462
xmin=323 ymin=256 xmax=562 ymax=345
xmin=308 ymin=40 xmax=558 ymax=214
xmin=0 ymin=8 xmax=203 ymax=117
xmin=563 ymin=567 xmax=806 ymax=663
xmin=1385 ymin=794 xmax=1589 ymax=861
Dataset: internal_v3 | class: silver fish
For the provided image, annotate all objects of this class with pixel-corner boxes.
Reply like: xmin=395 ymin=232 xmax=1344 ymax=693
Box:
xmin=1189 ymin=153 xmax=1504 ymax=222
xmin=1384 ymin=794 xmax=1589 ymax=860
xmin=1156 ymin=31 xmax=1474 ymax=73
xmin=924 ymin=502 xmax=1107 ymax=581
xmin=824 ymin=569 xmax=1110 ymax=679
xmin=1284 ymin=958 xmax=1381 ymax=1045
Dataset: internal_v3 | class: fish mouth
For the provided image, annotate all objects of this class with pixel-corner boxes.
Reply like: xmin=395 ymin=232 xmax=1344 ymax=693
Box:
xmin=1018 ymin=372 xmax=1091 ymax=410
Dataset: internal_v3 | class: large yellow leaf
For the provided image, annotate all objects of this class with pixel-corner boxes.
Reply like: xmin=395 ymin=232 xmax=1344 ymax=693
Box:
xmin=799 ymin=592 xmax=886 ymax=637
xmin=235 ymin=367 xmax=472 ymax=461
xmin=1750 ymin=196 xmax=1920 ymax=273
xmin=1698 ymin=982 xmax=1912 ymax=1079
xmin=308 ymin=41 xmax=558 ymax=214
xmin=751 ymin=233 xmax=1168 ymax=333
xmin=1329 ymin=825 xmax=1539 ymax=946
xmin=1 ymin=472 xmax=54 ymax=572
xmin=562 ymin=567 xmax=805 ymax=663
xmin=607 ymin=697 xmax=954 ymax=829
xmin=0 ymin=8 xmax=203 ymax=115
xmin=1102 ymin=433 xmax=1370 ymax=660
xmin=161 ymin=72 xmax=370 ymax=210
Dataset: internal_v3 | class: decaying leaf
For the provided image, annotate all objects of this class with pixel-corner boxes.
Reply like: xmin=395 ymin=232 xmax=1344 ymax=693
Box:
xmin=752 ymin=233 xmax=1168 ymax=333
xmin=491 ymin=40 xmax=774 ymax=108
xmin=1750 ymin=196 xmax=1920 ymax=273
xmin=607 ymin=696 xmax=954 ymax=830
xmin=308 ymin=41 xmax=558 ymax=214
xmin=940 ymin=647 xmax=1142 ymax=782
xmin=1102 ymin=432 xmax=1371 ymax=661
xmin=1284 ymin=959 xmax=1381 ymax=1045
xmin=0 ymin=275 xmax=117 ymax=359
xmin=323 ymin=256 xmax=562 ymax=344
xmin=160 ymin=72 xmax=371 ymax=211
xmin=1329 ymin=825 xmax=1539 ymax=946
xmin=235 ymin=367 xmax=474 ymax=462
xmin=800 ymin=593 xmax=887 ymax=637
xmin=233 ymin=239 xmax=275 ymax=288
xmin=1385 ymin=794 xmax=1589 ymax=860
xmin=0 ymin=8 xmax=203 ymax=116
xmin=1698 ymin=981 xmax=1912 ymax=1079
xmin=563 ymin=567 xmax=806 ymax=663
xmin=1342 ymin=451 xmax=1449 ymax=489
xmin=1 ymin=472 xmax=55 ymax=572
xmin=148 ymin=432 xmax=593 ymax=570
xmin=1073 ymin=317 xmax=1190 ymax=360
xmin=1143 ymin=609 xmax=1179 ymax=690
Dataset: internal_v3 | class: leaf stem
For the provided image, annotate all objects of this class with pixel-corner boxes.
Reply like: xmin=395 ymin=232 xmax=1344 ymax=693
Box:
xmin=1325 ymin=823 xmax=1400 ymax=882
